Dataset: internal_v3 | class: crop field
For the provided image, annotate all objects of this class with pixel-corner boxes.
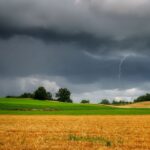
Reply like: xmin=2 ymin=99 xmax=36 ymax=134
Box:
xmin=0 ymin=115 xmax=150 ymax=150
xmin=115 ymin=101 xmax=150 ymax=108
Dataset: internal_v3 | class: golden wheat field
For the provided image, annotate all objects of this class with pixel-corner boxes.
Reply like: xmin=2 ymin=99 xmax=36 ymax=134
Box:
xmin=115 ymin=102 xmax=150 ymax=108
xmin=0 ymin=115 xmax=150 ymax=150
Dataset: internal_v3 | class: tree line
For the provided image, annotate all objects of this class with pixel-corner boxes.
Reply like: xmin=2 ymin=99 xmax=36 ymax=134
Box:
xmin=80 ymin=99 xmax=132 ymax=105
xmin=99 ymin=93 xmax=150 ymax=105
xmin=134 ymin=93 xmax=150 ymax=103
xmin=6 ymin=86 xmax=72 ymax=103
xmin=6 ymin=87 xmax=150 ymax=104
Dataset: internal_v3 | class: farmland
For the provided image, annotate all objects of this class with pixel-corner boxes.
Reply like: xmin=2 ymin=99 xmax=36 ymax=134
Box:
xmin=115 ymin=101 xmax=150 ymax=108
xmin=0 ymin=98 xmax=150 ymax=149
xmin=0 ymin=115 xmax=150 ymax=150
xmin=0 ymin=98 xmax=150 ymax=115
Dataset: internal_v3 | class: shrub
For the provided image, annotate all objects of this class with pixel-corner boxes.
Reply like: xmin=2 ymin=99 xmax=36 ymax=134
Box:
xmin=100 ymin=99 xmax=110 ymax=105
xmin=80 ymin=100 xmax=90 ymax=104
xmin=19 ymin=93 xmax=33 ymax=98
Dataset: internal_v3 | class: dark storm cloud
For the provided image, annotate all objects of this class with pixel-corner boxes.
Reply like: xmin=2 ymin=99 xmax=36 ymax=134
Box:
xmin=0 ymin=37 xmax=117 ymax=81
xmin=0 ymin=37 xmax=149 ymax=86
xmin=0 ymin=24 xmax=112 ymax=51
xmin=1 ymin=0 xmax=150 ymax=101
xmin=1 ymin=0 xmax=150 ymax=55
xmin=1 ymin=23 xmax=150 ymax=57
xmin=1 ymin=0 xmax=150 ymax=38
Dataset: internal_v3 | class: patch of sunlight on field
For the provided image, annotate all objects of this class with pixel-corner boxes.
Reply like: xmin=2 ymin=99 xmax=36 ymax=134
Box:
xmin=0 ymin=115 xmax=150 ymax=150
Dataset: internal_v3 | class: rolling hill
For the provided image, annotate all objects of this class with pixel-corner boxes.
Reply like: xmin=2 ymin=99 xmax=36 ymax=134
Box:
xmin=0 ymin=98 xmax=150 ymax=115
xmin=114 ymin=101 xmax=150 ymax=108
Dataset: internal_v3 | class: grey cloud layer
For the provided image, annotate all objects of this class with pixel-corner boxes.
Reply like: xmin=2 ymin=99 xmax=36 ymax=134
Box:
xmin=0 ymin=0 xmax=150 ymax=100
xmin=0 ymin=37 xmax=149 ymax=85
xmin=1 ymin=0 xmax=150 ymax=37
xmin=1 ymin=0 xmax=150 ymax=55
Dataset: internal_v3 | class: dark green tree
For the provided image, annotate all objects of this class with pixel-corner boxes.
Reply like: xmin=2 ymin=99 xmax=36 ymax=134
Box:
xmin=56 ymin=88 xmax=72 ymax=103
xmin=134 ymin=93 xmax=150 ymax=102
xmin=80 ymin=100 xmax=90 ymax=104
xmin=100 ymin=99 xmax=110 ymax=105
xmin=34 ymin=86 xmax=47 ymax=100
xmin=46 ymin=92 xmax=52 ymax=100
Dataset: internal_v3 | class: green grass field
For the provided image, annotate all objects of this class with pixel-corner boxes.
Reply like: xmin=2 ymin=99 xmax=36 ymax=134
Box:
xmin=0 ymin=98 xmax=150 ymax=115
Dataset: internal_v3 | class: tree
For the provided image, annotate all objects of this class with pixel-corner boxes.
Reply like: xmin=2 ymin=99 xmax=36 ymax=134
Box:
xmin=134 ymin=93 xmax=150 ymax=102
xmin=46 ymin=92 xmax=52 ymax=100
xmin=56 ymin=88 xmax=72 ymax=103
xmin=100 ymin=99 xmax=110 ymax=105
xmin=80 ymin=100 xmax=90 ymax=104
xmin=34 ymin=86 xmax=47 ymax=100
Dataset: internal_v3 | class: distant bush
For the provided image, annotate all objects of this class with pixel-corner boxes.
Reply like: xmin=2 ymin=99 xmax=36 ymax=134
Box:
xmin=6 ymin=95 xmax=18 ymax=98
xmin=80 ymin=100 xmax=90 ymax=104
xmin=134 ymin=93 xmax=150 ymax=103
xmin=100 ymin=99 xmax=110 ymax=105
xmin=112 ymin=100 xmax=132 ymax=105
xmin=19 ymin=93 xmax=33 ymax=98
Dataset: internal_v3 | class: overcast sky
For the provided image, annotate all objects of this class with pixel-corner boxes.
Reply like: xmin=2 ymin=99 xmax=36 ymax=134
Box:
xmin=1 ymin=0 xmax=150 ymax=102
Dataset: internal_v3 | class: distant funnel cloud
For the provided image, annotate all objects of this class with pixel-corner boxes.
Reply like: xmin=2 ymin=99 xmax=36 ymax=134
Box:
xmin=118 ymin=55 xmax=129 ymax=82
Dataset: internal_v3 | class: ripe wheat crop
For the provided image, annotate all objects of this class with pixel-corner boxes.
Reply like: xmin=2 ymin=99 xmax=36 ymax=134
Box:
xmin=0 ymin=115 xmax=150 ymax=150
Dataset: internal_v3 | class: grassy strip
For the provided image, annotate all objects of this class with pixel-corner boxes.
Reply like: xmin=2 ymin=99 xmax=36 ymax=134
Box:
xmin=0 ymin=98 xmax=150 ymax=115
xmin=68 ymin=135 xmax=112 ymax=146
xmin=0 ymin=109 xmax=150 ymax=115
